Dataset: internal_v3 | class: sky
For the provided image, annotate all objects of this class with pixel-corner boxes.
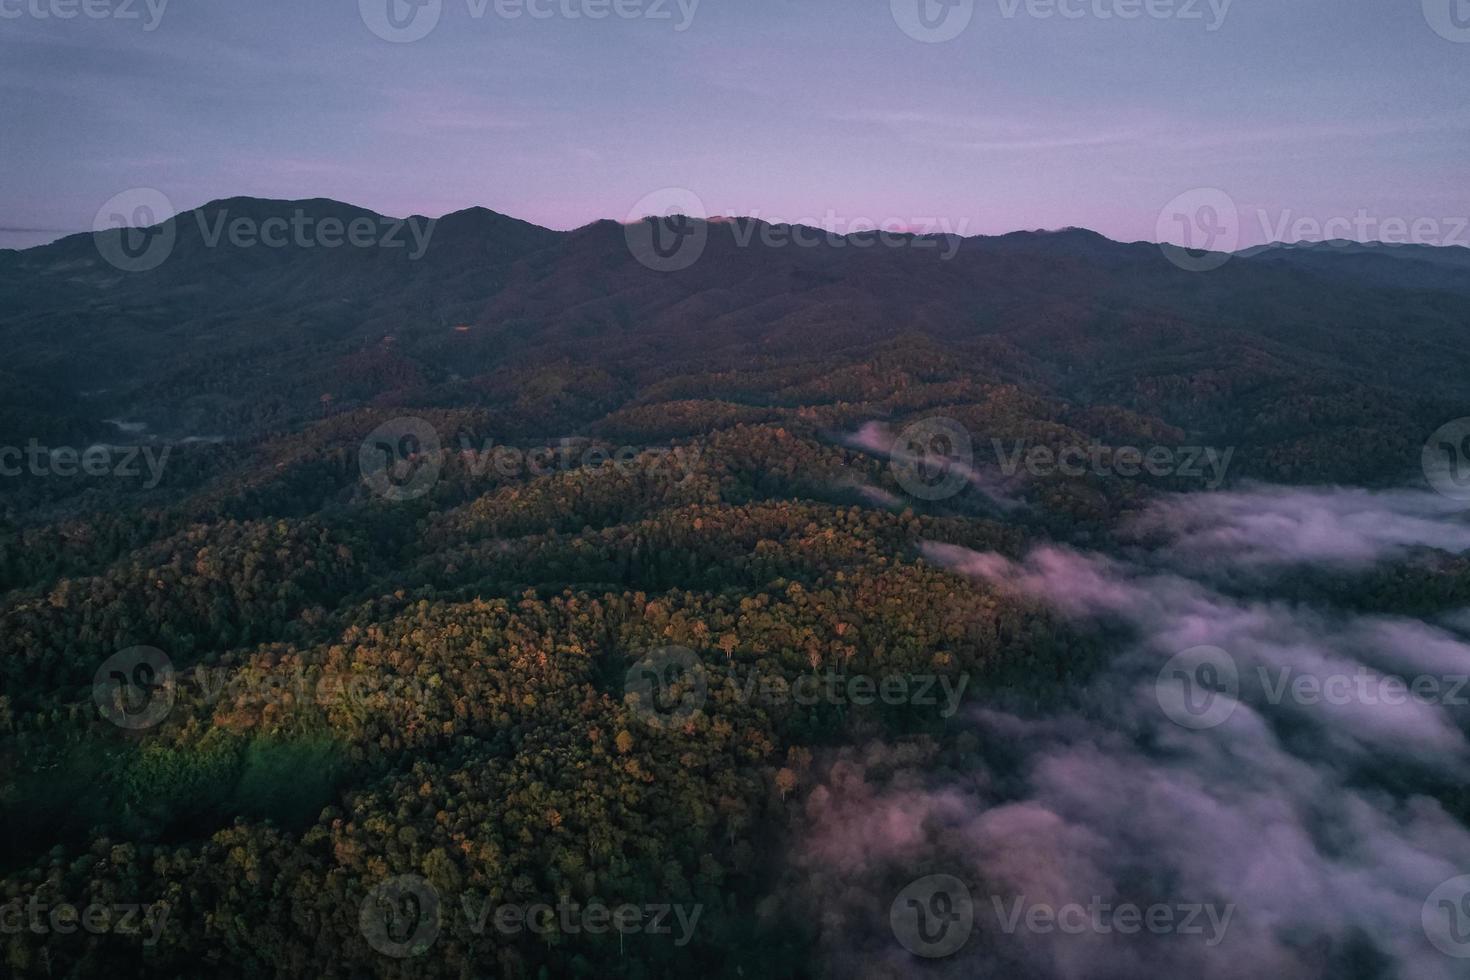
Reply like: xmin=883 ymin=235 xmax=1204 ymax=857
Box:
xmin=1 ymin=0 xmax=1467 ymax=250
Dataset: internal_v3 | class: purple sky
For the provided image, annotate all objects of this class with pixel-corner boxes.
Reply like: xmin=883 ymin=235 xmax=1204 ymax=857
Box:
xmin=2 ymin=0 xmax=1467 ymax=250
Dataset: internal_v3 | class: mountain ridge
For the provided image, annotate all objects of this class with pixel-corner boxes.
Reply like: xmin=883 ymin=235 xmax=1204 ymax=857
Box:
xmin=10 ymin=195 xmax=1470 ymax=256
xmin=1 ymin=195 xmax=1467 ymax=490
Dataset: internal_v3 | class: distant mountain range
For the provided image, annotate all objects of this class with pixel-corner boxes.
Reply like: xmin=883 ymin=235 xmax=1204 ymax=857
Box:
xmin=2 ymin=197 xmax=1467 ymax=488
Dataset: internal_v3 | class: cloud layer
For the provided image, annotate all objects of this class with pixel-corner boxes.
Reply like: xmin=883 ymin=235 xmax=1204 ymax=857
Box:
xmin=789 ymin=484 xmax=1470 ymax=979
xmin=1127 ymin=483 xmax=1470 ymax=570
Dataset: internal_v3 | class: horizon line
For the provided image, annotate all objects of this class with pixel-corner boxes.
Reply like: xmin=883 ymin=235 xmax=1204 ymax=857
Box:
xmin=6 ymin=195 xmax=1469 ymax=254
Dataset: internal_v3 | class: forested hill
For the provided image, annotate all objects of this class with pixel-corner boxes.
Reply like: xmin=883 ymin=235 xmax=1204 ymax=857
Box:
xmin=1 ymin=199 xmax=1468 ymax=978
xmin=2 ymin=198 xmax=1467 ymax=486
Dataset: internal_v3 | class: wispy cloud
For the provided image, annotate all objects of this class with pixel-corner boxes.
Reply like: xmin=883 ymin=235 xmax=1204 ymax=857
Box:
xmin=830 ymin=108 xmax=1470 ymax=158
xmin=787 ymin=483 xmax=1470 ymax=980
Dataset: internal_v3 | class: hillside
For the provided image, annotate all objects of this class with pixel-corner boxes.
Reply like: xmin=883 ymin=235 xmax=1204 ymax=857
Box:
xmin=2 ymin=200 xmax=1469 ymax=979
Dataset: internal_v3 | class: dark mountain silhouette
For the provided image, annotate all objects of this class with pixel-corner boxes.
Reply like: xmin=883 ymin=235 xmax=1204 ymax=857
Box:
xmin=1 ymin=197 xmax=1467 ymax=482
xmin=1236 ymin=238 xmax=1470 ymax=295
